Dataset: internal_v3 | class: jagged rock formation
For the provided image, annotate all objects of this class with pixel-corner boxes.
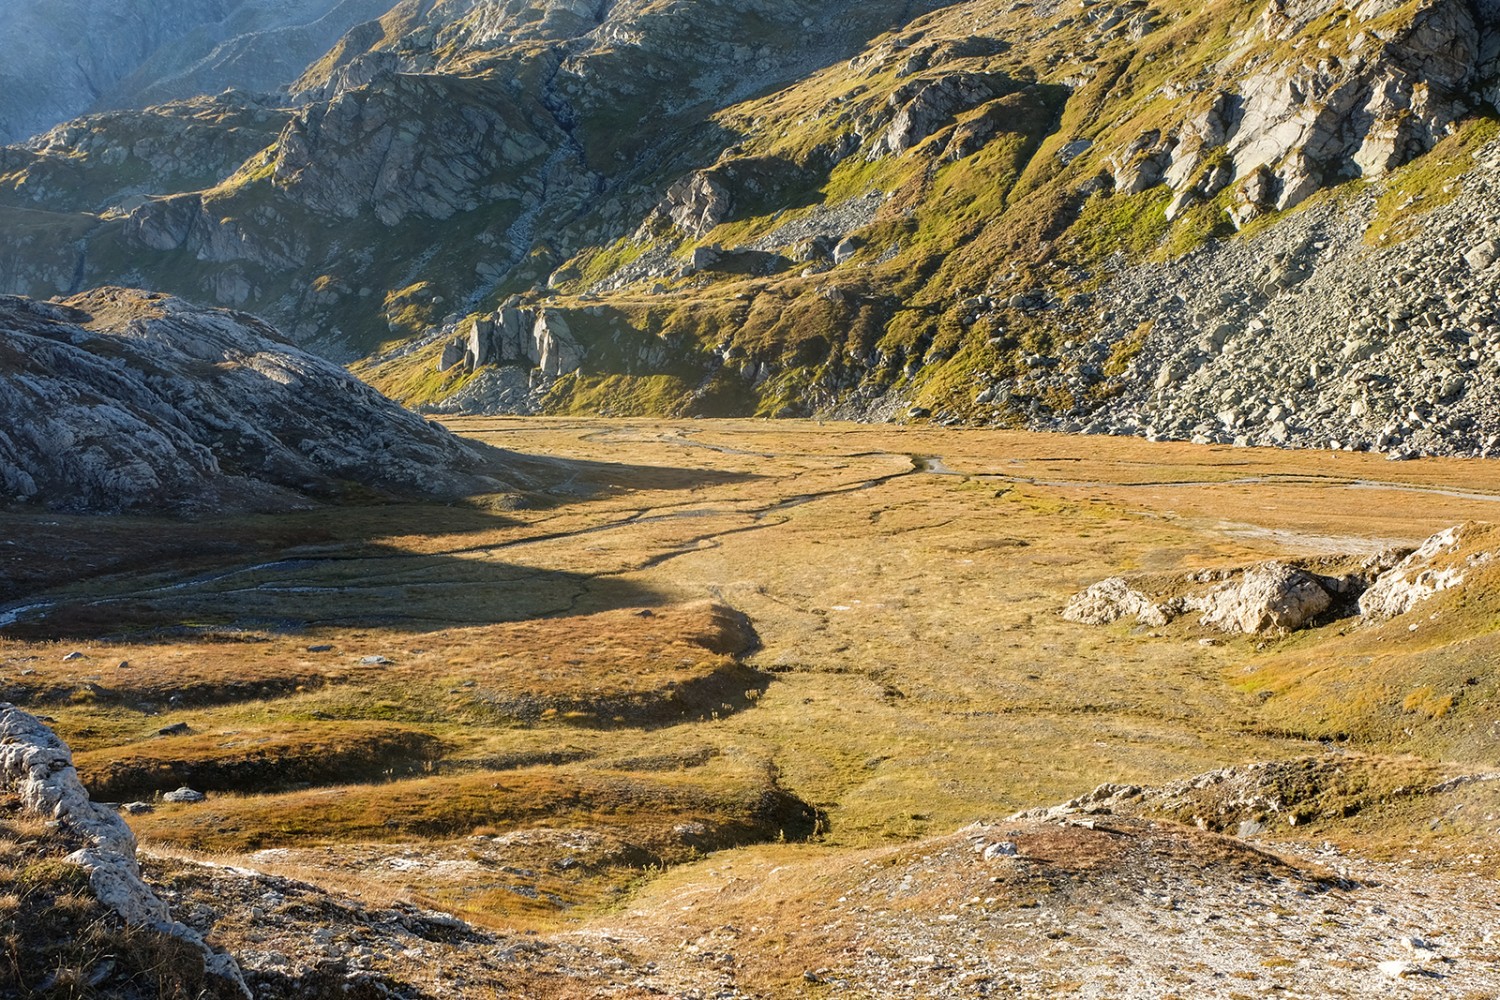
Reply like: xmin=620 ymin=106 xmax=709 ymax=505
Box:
xmin=0 ymin=0 xmax=1499 ymax=452
xmin=438 ymin=302 xmax=584 ymax=377
xmin=0 ymin=702 xmax=250 ymax=996
xmin=0 ymin=287 xmax=497 ymax=513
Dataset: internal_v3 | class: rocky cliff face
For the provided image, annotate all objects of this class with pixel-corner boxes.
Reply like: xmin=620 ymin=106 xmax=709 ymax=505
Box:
xmin=0 ymin=288 xmax=496 ymax=513
xmin=1 ymin=0 xmax=1499 ymax=455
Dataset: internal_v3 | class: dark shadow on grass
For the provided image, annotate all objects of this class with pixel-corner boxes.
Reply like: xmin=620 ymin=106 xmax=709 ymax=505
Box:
xmin=0 ymin=453 xmax=760 ymax=641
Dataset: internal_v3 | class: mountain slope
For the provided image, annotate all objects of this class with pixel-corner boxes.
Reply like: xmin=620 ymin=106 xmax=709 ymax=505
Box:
xmin=0 ymin=0 xmax=1497 ymax=454
xmin=0 ymin=0 xmax=388 ymax=144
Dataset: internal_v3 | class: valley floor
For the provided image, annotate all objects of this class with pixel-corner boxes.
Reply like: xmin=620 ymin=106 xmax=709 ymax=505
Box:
xmin=3 ymin=420 xmax=1499 ymax=996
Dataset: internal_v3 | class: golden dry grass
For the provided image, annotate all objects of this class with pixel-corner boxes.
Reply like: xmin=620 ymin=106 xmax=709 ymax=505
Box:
xmin=6 ymin=418 xmax=1500 ymax=928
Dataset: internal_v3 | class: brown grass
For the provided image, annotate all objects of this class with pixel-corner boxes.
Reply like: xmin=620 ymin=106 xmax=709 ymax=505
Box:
xmin=8 ymin=417 xmax=1500 ymax=933
xmin=73 ymin=722 xmax=447 ymax=802
xmin=127 ymin=758 xmax=817 ymax=858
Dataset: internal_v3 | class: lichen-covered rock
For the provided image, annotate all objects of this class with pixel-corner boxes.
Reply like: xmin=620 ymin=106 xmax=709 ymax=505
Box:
xmin=0 ymin=288 xmax=498 ymax=512
xmin=0 ymin=703 xmax=250 ymax=996
xmin=1359 ymin=523 xmax=1497 ymax=619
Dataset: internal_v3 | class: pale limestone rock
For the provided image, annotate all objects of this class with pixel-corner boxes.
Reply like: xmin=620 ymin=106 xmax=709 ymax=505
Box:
xmin=533 ymin=310 xmax=583 ymax=377
xmin=0 ymin=703 xmax=250 ymax=996
xmin=1191 ymin=562 xmax=1332 ymax=635
xmin=1359 ymin=524 xmax=1494 ymax=619
xmin=1062 ymin=577 xmax=1171 ymax=627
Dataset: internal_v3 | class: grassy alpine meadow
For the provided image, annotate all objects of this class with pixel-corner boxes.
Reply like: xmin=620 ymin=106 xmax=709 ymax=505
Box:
xmin=3 ymin=417 xmax=1500 ymax=932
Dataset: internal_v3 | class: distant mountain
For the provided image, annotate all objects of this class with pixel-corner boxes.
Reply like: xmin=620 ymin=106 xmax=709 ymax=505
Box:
xmin=0 ymin=0 xmax=388 ymax=144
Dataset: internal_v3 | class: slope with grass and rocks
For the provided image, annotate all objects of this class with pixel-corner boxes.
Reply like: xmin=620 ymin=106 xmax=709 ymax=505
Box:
xmin=3 ymin=0 xmax=1500 ymax=456
xmin=13 ymin=693 xmax=1498 ymax=999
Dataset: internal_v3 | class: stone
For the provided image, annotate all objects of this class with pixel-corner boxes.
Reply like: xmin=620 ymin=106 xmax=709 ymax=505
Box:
xmin=982 ymin=841 xmax=1018 ymax=860
xmin=121 ymin=802 xmax=154 ymax=815
xmin=873 ymin=73 xmax=1010 ymax=157
xmin=162 ymin=786 xmax=206 ymax=803
xmin=1062 ymin=577 xmax=1171 ymax=627
xmin=689 ymin=245 xmax=722 ymax=270
xmin=1465 ymin=240 xmax=1498 ymax=271
xmin=1191 ymin=562 xmax=1332 ymax=635
xmin=1057 ymin=139 xmax=1092 ymax=164
xmin=437 ymin=337 xmax=467 ymax=373
xmin=1377 ymin=959 xmax=1418 ymax=978
xmin=61 ymin=651 xmax=84 ymax=661
xmin=832 ymin=237 xmax=861 ymax=264
xmin=532 ymin=310 xmax=583 ymax=377
xmin=1359 ymin=524 xmax=1491 ymax=619
xmin=360 ymin=655 xmax=393 ymax=665
xmin=663 ymin=170 xmax=733 ymax=237
xmin=156 ymin=722 xmax=192 ymax=737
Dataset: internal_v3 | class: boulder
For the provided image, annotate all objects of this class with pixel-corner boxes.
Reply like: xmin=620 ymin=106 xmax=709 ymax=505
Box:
xmin=532 ymin=310 xmax=583 ymax=377
xmin=663 ymin=170 xmax=733 ymax=237
xmin=1192 ymin=562 xmax=1332 ymax=635
xmin=1465 ymin=240 xmax=1498 ymax=271
xmin=1062 ymin=577 xmax=1172 ymax=627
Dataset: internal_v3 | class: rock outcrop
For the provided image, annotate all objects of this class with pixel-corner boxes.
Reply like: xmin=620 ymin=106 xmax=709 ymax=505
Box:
xmin=1065 ymin=525 xmax=1494 ymax=635
xmin=441 ymin=302 xmax=585 ymax=378
xmin=1143 ymin=0 xmax=1487 ymax=227
xmin=0 ymin=702 xmax=250 ymax=996
xmin=1358 ymin=522 xmax=1498 ymax=619
xmin=1061 ymin=577 xmax=1172 ymax=627
xmin=0 ymin=288 xmax=497 ymax=512
xmin=1063 ymin=562 xmax=1348 ymax=636
xmin=1192 ymin=561 xmax=1333 ymax=635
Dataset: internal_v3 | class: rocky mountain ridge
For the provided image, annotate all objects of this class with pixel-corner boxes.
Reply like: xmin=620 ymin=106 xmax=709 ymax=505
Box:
xmin=1 ymin=0 xmax=1499 ymax=455
xmin=0 ymin=0 xmax=390 ymax=145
